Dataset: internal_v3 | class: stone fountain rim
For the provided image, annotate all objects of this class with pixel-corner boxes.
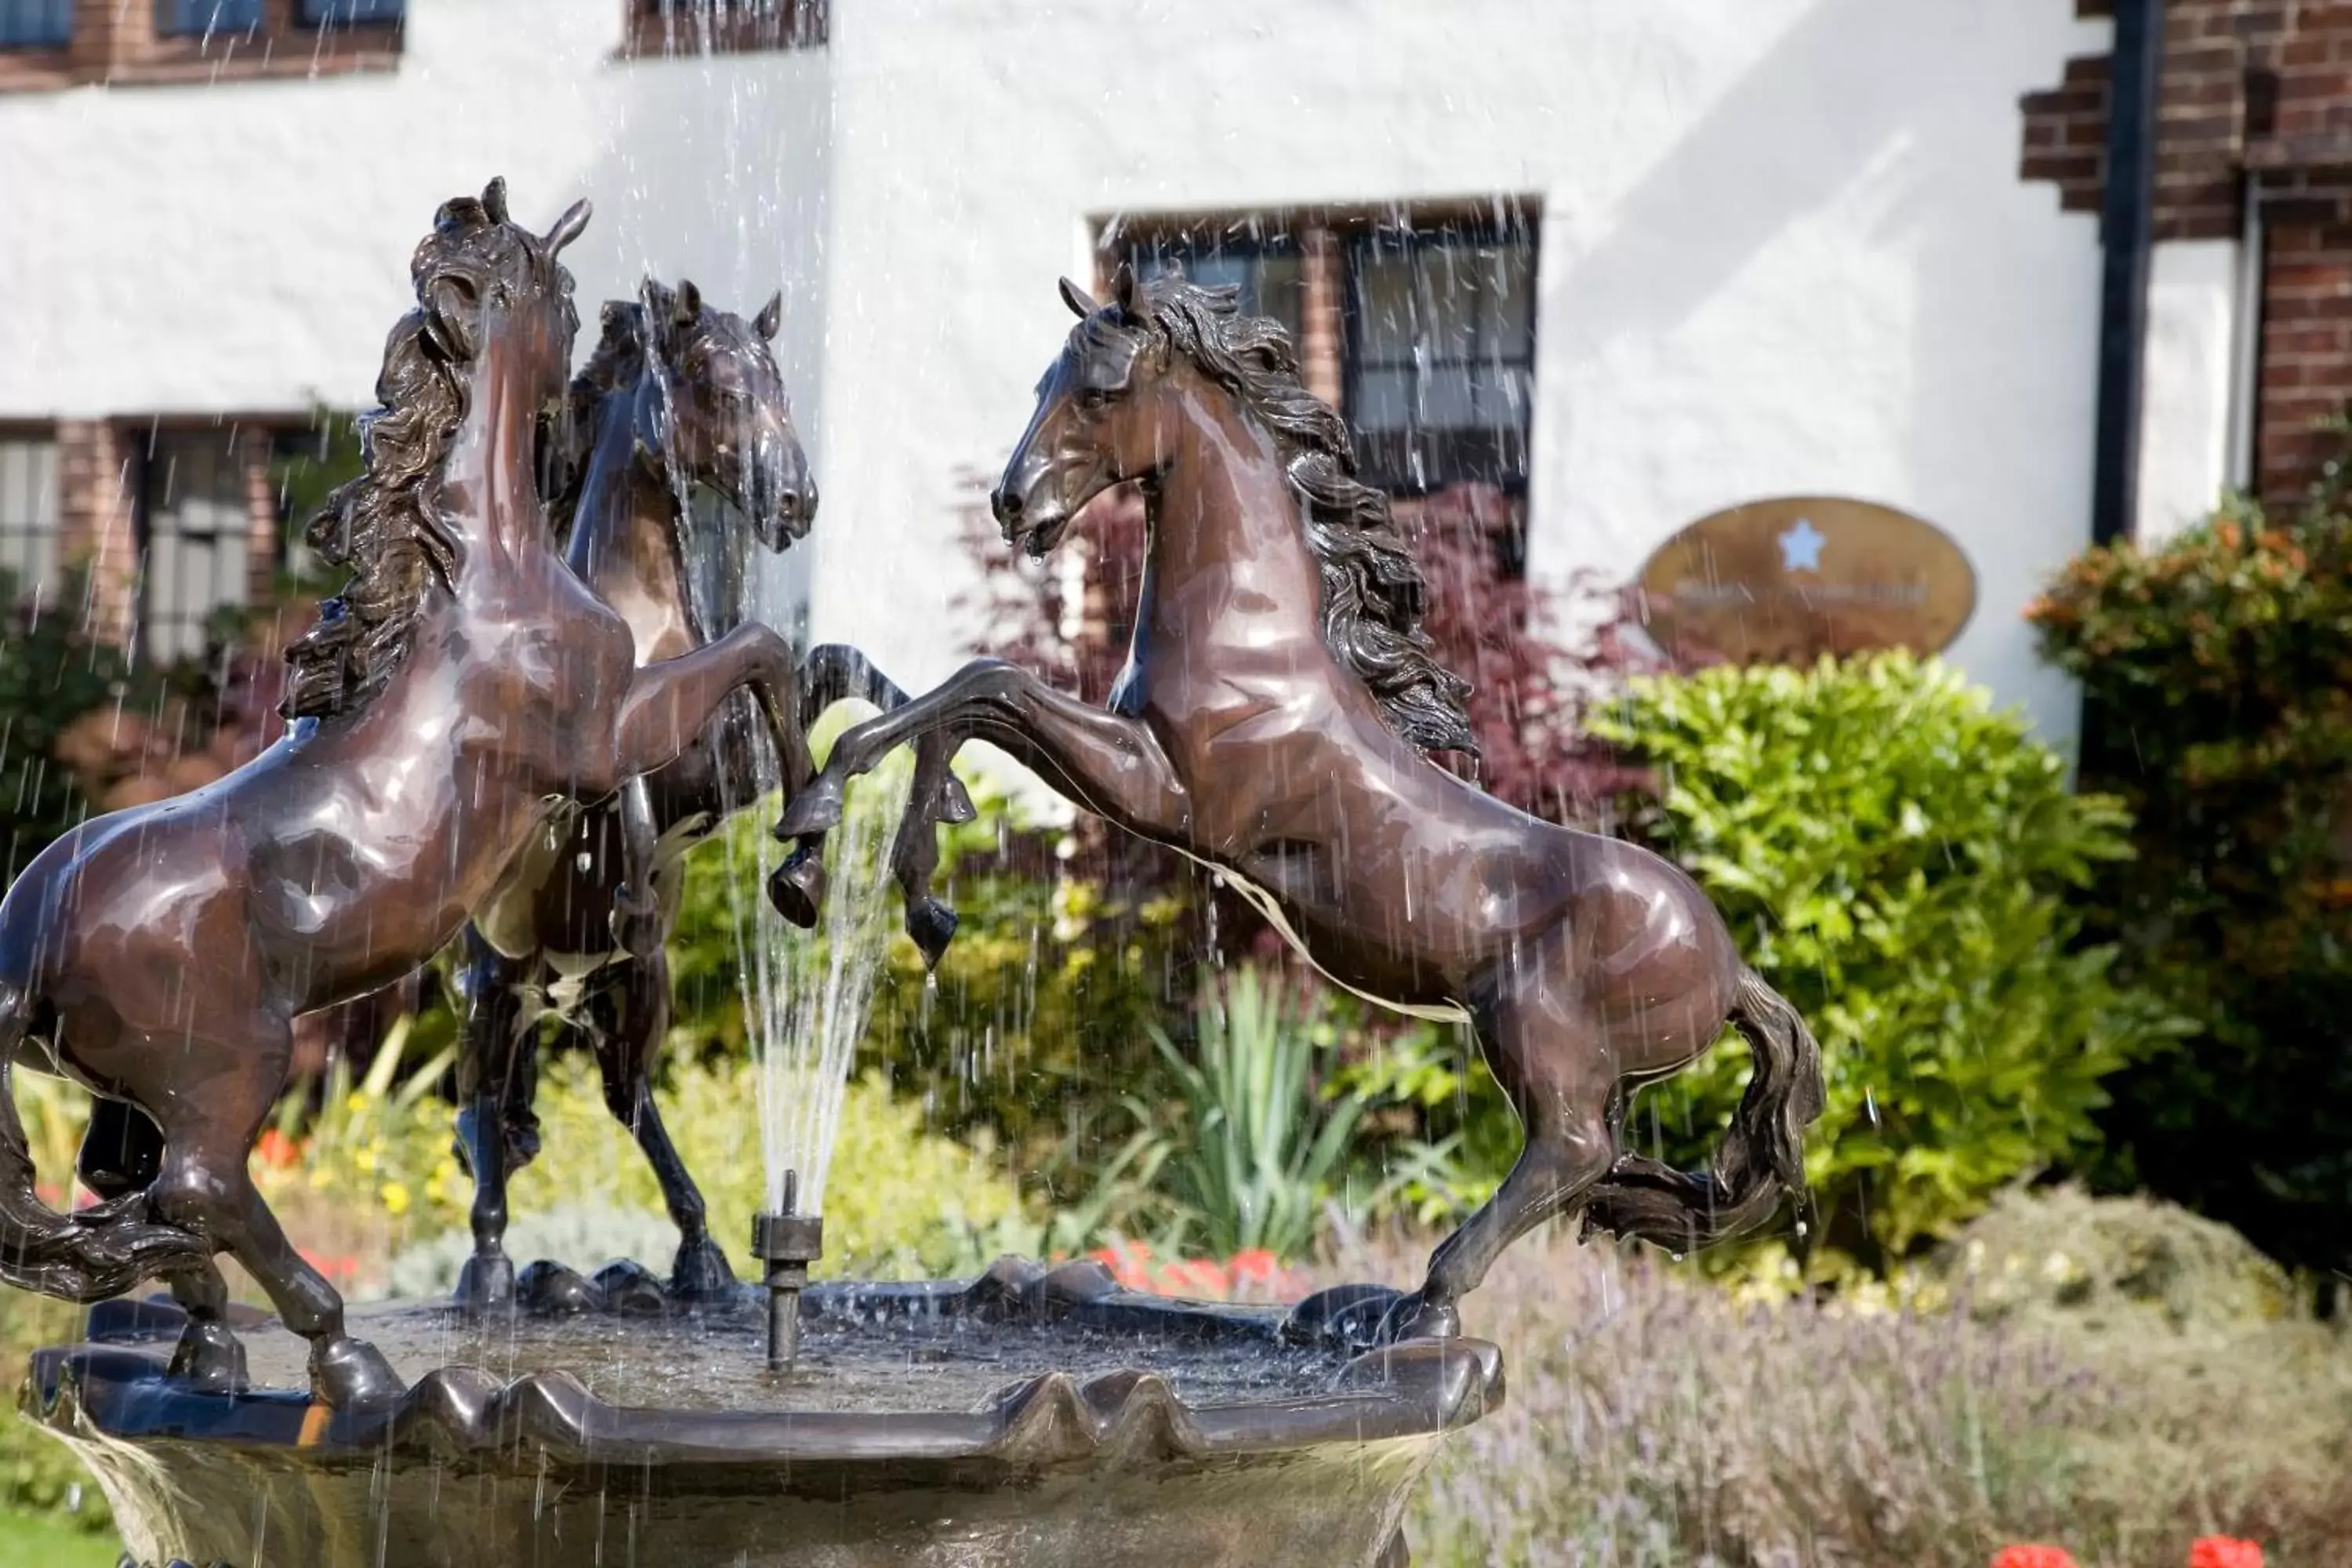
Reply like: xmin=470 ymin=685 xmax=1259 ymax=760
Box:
xmin=20 ymin=1257 xmax=1504 ymax=1475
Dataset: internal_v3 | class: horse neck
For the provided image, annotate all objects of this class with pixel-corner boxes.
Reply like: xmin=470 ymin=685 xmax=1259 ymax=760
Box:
xmin=566 ymin=388 xmax=701 ymax=653
xmin=441 ymin=333 xmax=561 ymax=571
xmin=1143 ymin=395 xmax=1327 ymax=645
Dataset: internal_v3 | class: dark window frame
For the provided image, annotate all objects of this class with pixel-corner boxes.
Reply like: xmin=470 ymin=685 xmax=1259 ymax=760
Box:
xmin=0 ymin=0 xmax=72 ymax=49
xmin=1341 ymin=218 xmax=1539 ymax=499
xmin=621 ymin=0 xmax=826 ymax=58
xmin=0 ymin=425 xmax=62 ymax=608
xmin=133 ymin=428 xmax=256 ymax=668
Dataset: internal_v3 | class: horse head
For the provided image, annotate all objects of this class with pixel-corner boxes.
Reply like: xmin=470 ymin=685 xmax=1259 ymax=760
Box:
xmin=626 ymin=278 xmax=811 ymax=553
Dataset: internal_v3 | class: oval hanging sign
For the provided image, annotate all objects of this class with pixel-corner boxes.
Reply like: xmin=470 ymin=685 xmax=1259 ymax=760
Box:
xmin=1632 ymin=495 xmax=1976 ymax=666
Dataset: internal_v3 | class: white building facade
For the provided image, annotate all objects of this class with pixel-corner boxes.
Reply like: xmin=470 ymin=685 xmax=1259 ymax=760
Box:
xmin=0 ymin=0 xmax=2261 ymax=749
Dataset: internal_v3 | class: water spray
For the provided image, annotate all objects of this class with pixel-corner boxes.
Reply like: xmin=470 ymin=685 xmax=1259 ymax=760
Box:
xmin=753 ymin=1168 xmax=822 ymax=1377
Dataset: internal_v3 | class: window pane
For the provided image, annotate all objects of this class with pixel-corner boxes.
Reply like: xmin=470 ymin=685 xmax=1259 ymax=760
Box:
xmin=1487 ymin=241 xmax=1537 ymax=357
xmin=143 ymin=434 xmax=251 ymax=666
xmin=0 ymin=0 xmax=72 ymax=47
xmin=300 ymin=0 xmax=403 ymax=24
xmin=1353 ymin=250 xmax=1417 ymax=365
xmin=1125 ymin=234 xmax=1306 ymax=345
xmin=0 ymin=437 xmax=60 ymax=604
xmin=1353 ymin=368 xmax=1414 ymax=433
xmin=1419 ymin=365 xmax=1477 ymax=430
xmin=1256 ymin=254 xmax=1305 ymax=346
xmin=157 ymin=0 xmax=262 ymax=34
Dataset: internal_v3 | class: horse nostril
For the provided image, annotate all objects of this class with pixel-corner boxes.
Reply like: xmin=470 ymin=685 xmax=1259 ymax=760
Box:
xmin=989 ymin=488 xmax=1021 ymax=528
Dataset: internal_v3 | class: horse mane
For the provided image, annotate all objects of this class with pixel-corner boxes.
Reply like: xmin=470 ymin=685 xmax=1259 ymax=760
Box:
xmin=1137 ymin=273 xmax=1478 ymax=756
xmin=546 ymin=297 xmax=653 ymax=546
xmin=281 ymin=190 xmax=568 ymax=723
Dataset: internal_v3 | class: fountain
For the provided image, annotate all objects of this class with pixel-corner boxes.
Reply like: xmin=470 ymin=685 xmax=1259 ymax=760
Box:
xmin=3 ymin=184 xmax=1825 ymax=1568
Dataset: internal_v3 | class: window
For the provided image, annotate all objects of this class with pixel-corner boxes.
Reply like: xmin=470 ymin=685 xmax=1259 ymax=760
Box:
xmin=299 ymin=0 xmax=402 ymax=24
xmin=1107 ymin=206 xmax=1541 ymax=501
xmin=623 ymin=0 xmax=826 ymax=58
xmin=0 ymin=435 xmax=60 ymax=607
xmin=2 ymin=0 xmax=399 ymax=91
xmin=0 ymin=0 xmax=70 ymax=47
xmin=140 ymin=434 xmax=251 ymax=665
xmin=155 ymin=0 xmax=260 ymax=37
xmin=1125 ymin=232 xmax=1306 ymax=347
xmin=1347 ymin=225 xmax=1536 ymax=495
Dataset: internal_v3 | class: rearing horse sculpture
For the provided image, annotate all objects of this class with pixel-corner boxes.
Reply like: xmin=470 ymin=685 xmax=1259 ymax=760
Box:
xmin=0 ymin=180 xmax=829 ymax=1407
xmin=779 ymin=267 xmax=1828 ymax=1341
xmin=452 ymin=277 xmax=970 ymax=1308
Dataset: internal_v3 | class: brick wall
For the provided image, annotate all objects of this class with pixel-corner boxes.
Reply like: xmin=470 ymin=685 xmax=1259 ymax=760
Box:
xmin=2023 ymin=0 xmax=2352 ymax=501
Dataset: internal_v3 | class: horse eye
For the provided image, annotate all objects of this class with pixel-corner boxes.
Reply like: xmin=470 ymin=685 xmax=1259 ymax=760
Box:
xmin=1076 ymin=387 xmax=1113 ymax=412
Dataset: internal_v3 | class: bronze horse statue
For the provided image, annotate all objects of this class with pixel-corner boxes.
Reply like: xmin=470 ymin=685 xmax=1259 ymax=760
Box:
xmin=0 ymin=180 xmax=834 ymax=1407
xmin=779 ymin=266 xmax=1828 ymax=1341
xmin=450 ymin=276 xmax=970 ymax=1309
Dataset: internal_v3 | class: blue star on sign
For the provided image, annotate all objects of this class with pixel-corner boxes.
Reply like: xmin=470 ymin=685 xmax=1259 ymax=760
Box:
xmin=1777 ymin=517 xmax=1826 ymax=574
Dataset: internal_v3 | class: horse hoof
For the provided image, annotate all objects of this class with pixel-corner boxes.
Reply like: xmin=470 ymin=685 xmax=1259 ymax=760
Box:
xmin=1374 ymin=1294 xmax=1461 ymax=1346
xmin=454 ymin=1252 xmax=516 ymax=1313
xmin=168 ymin=1320 xmax=249 ymax=1395
xmin=907 ymin=898 xmax=960 ymax=968
xmin=774 ymin=786 xmax=843 ymax=841
xmin=768 ymin=853 xmax=824 ymax=929
xmin=1281 ymin=1283 xmax=1407 ymax=1350
xmin=310 ymin=1336 xmax=405 ymax=1410
xmin=937 ymin=775 xmax=978 ymax=825
xmin=668 ymin=1240 xmax=739 ymax=1301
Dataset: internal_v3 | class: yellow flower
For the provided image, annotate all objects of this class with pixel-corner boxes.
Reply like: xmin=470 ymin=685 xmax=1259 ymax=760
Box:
xmin=380 ymin=1182 xmax=411 ymax=1217
xmin=354 ymin=1149 xmax=377 ymax=1175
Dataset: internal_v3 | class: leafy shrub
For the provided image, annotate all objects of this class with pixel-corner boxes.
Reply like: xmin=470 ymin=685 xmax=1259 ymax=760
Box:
xmin=1919 ymin=1183 xmax=2297 ymax=1334
xmin=0 ymin=568 xmax=141 ymax=880
xmin=1589 ymin=654 xmax=2180 ymax=1272
xmin=2030 ymin=506 xmax=2352 ymax=1283
xmin=1399 ymin=1195 xmax=2352 ymax=1568
xmin=1134 ymin=967 xmax=1372 ymax=1261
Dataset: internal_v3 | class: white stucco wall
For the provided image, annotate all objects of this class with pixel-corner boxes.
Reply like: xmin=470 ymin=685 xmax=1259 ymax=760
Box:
xmin=1 ymin=0 xmax=2114 ymax=746
xmin=0 ymin=0 xmax=835 ymax=608
xmin=813 ymin=0 xmax=2112 ymax=746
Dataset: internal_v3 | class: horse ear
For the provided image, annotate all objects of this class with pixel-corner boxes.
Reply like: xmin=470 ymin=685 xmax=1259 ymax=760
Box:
xmin=1058 ymin=276 xmax=1100 ymax=319
xmin=675 ymin=278 xmax=703 ymax=322
xmin=481 ymin=176 xmax=510 ymax=225
xmin=1113 ymin=260 xmax=1149 ymax=325
xmin=753 ymin=291 xmax=782 ymax=342
xmin=543 ymin=198 xmax=591 ymax=256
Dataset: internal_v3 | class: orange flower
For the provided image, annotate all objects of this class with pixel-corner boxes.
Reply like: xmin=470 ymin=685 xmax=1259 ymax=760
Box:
xmin=1991 ymin=1548 xmax=2079 ymax=1568
xmin=254 ymin=1128 xmax=303 ymax=1171
xmin=2188 ymin=1537 xmax=2263 ymax=1568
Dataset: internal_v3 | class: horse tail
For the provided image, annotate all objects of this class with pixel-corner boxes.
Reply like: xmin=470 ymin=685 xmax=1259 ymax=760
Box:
xmin=1579 ymin=968 xmax=1827 ymax=1253
xmin=0 ymin=978 xmax=205 ymax=1304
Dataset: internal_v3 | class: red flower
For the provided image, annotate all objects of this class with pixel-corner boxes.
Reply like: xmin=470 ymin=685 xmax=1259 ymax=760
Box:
xmin=253 ymin=1128 xmax=303 ymax=1171
xmin=2189 ymin=1538 xmax=2263 ymax=1568
xmin=1991 ymin=1548 xmax=2079 ymax=1568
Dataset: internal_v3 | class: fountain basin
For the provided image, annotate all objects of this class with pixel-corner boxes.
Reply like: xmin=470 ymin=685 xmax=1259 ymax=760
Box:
xmin=22 ymin=1258 xmax=1499 ymax=1568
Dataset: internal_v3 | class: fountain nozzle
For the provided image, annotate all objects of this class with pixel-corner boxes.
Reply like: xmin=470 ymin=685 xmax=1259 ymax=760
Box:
xmin=753 ymin=1170 xmax=823 ymax=1378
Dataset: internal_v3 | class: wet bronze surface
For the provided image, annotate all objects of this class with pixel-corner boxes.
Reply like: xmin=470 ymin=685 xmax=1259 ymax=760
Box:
xmin=782 ymin=267 xmax=1831 ymax=1342
xmin=0 ymin=180 xmax=844 ymax=1410
xmin=30 ymin=1259 xmax=1496 ymax=1567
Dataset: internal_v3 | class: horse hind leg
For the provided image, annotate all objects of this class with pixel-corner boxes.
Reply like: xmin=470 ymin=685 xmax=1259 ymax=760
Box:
xmin=452 ymin=929 xmax=534 ymax=1313
xmin=1385 ymin=985 xmax=1620 ymax=1342
xmin=587 ymin=955 xmax=734 ymax=1298
xmin=73 ymin=1101 xmax=246 ymax=1392
xmin=145 ymin=1018 xmax=401 ymax=1408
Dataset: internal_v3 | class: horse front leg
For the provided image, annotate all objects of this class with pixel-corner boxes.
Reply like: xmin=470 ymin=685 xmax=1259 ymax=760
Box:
xmin=796 ymin=644 xmax=977 ymax=961
xmin=776 ymin=657 xmax=1189 ymax=862
xmin=612 ymin=622 xmax=821 ymax=927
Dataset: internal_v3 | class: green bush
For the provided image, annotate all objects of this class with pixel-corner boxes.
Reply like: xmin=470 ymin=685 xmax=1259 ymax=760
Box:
xmin=1590 ymin=654 xmax=2180 ymax=1272
xmin=2031 ymin=504 xmax=2352 ymax=1282
xmin=0 ymin=566 xmax=140 ymax=880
